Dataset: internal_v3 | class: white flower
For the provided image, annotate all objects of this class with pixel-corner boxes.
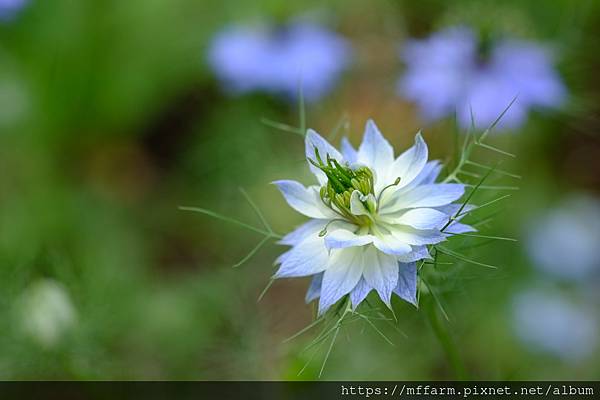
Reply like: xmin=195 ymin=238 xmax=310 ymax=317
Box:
xmin=274 ymin=120 xmax=474 ymax=314
xmin=17 ymin=279 xmax=77 ymax=348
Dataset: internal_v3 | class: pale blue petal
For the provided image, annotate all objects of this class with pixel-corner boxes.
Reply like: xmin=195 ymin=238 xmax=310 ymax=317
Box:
xmin=279 ymin=219 xmax=328 ymax=245
xmin=411 ymin=160 xmax=442 ymax=186
xmin=393 ymin=262 xmax=417 ymax=306
xmin=390 ymin=227 xmax=447 ymax=245
xmin=273 ymin=180 xmax=336 ymax=219
xmin=397 ymin=246 xmax=431 ymax=263
xmin=444 ymin=222 xmax=476 ymax=234
xmin=305 ymin=129 xmax=343 ymax=185
xmin=378 ymin=161 xmax=442 ymax=206
xmin=318 ymin=247 xmax=365 ymax=315
xmin=381 ymin=184 xmax=465 ymax=214
xmin=371 ymin=234 xmax=412 ymax=256
xmin=435 ymin=204 xmax=476 ymax=234
xmin=350 ymin=278 xmax=372 ymax=309
xmin=275 ymin=235 xmax=328 ymax=278
xmin=305 ymin=273 xmax=323 ymax=303
xmin=357 ymin=119 xmax=394 ymax=179
xmin=436 ymin=203 xmax=474 ymax=218
xmin=395 ymin=208 xmax=450 ymax=230
xmin=341 ymin=137 xmax=358 ymax=164
xmin=362 ymin=246 xmax=399 ymax=307
xmin=388 ymin=132 xmax=428 ymax=190
xmin=324 ymin=229 xmax=373 ymax=250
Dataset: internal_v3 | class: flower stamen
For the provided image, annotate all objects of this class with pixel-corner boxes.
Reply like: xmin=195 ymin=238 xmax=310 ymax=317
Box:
xmin=309 ymin=147 xmax=376 ymax=227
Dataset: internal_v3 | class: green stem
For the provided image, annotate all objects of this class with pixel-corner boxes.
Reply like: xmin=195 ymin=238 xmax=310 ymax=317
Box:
xmin=423 ymin=297 xmax=468 ymax=380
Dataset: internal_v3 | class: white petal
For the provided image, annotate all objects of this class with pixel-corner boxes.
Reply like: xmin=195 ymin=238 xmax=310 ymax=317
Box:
xmin=397 ymin=246 xmax=431 ymax=263
xmin=395 ymin=208 xmax=450 ymax=230
xmin=436 ymin=203 xmax=474 ymax=220
xmin=275 ymin=235 xmax=328 ymax=278
xmin=389 ymin=226 xmax=447 ymax=246
xmin=318 ymin=247 xmax=366 ymax=315
xmin=380 ymin=184 xmax=465 ymax=214
xmin=357 ymin=119 xmax=394 ymax=180
xmin=305 ymin=273 xmax=323 ymax=303
xmin=273 ymin=180 xmax=337 ymax=219
xmin=436 ymin=204 xmax=476 ymax=234
xmin=444 ymin=222 xmax=476 ymax=234
xmin=393 ymin=262 xmax=417 ymax=306
xmin=378 ymin=160 xmax=442 ymax=206
xmin=279 ymin=219 xmax=328 ymax=245
xmin=324 ymin=229 xmax=373 ymax=250
xmin=305 ymin=129 xmax=343 ymax=185
xmin=350 ymin=278 xmax=372 ymax=310
xmin=341 ymin=137 xmax=358 ymax=164
xmin=407 ymin=160 xmax=442 ymax=187
xmin=371 ymin=233 xmax=412 ymax=256
xmin=362 ymin=246 xmax=399 ymax=307
xmin=387 ymin=132 xmax=428 ymax=190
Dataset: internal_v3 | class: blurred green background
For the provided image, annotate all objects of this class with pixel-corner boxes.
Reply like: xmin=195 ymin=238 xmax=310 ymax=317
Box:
xmin=0 ymin=0 xmax=599 ymax=380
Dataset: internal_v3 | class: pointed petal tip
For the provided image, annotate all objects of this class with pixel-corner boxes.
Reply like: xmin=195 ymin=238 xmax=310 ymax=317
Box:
xmin=414 ymin=130 xmax=425 ymax=143
xmin=305 ymin=128 xmax=318 ymax=138
xmin=364 ymin=119 xmax=382 ymax=137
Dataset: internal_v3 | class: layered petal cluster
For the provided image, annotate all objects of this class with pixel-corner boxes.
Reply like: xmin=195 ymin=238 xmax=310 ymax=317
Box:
xmin=397 ymin=26 xmax=566 ymax=131
xmin=207 ymin=21 xmax=351 ymax=102
xmin=274 ymin=120 xmax=474 ymax=314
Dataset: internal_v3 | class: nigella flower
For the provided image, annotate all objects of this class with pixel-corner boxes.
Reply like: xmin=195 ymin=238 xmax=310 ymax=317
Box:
xmin=0 ymin=0 xmax=28 ymax=21
xmin=526 ymin=195 xmax=600 ymax=282
xmin=207 ymin=21 xmax=351 ymax=102
xmin=512 ymin=289 xmax=597 ymax=361
xmin=398 ymin=26 xmax=566 ymax=130
xmin=273 ymin=120 xmax=474 ymax=314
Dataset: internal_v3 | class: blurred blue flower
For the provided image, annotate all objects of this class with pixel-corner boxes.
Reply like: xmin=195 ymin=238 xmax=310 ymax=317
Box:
xmin=512 ymin=289 xmax=597 ymax=361
xmin=398 ymin=26 xmax=566 ymax=131
xmin=0 ymin=0 xmax=27 ymax=21
xmin=526 ymin=195 xmax=600 ymax=282
xmin=208 ymin=21 xmax=351 ymax=102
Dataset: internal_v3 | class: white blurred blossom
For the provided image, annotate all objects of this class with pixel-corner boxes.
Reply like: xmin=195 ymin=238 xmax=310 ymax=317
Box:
xmin=512 ymin=289 xmax=597 ymax=362
xmin=18 ymin=279 xmax=76 ymax=348
xmin=526 ymin=195 xmax=600 ymax=282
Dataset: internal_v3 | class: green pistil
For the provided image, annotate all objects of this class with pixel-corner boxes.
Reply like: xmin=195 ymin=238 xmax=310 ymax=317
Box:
xmin=309 ymin=147 xmax=376 ymax=228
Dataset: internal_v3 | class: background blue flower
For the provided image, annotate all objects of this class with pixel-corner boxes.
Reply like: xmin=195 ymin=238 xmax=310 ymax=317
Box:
xmin=398 ymin=26 xmax=566 ymax=131
xmin=0 ymin=0 xmax=27 ymax=21
xmin=208 ymin=21 xmax=351 ymax=102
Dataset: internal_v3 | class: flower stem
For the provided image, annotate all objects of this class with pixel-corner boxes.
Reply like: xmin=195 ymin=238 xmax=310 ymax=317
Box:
xmin=423 ymin=297 xmax=468 ymax=380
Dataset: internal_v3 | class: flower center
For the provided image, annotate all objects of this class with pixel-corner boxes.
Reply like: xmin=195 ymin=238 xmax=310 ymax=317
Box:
xmin=309 ymin=149 xmax=375 ymax=227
